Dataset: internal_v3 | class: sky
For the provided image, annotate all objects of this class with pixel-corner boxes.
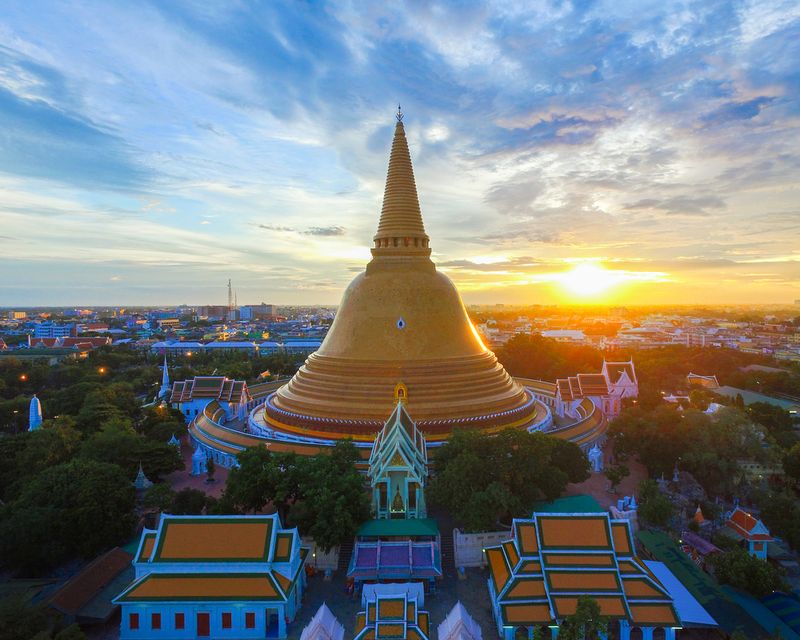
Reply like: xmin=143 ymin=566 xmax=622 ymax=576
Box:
xmin=0 ymin=0 xmax=798 ymax=307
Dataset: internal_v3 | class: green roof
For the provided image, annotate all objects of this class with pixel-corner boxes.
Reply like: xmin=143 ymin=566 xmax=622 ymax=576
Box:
xmin=357 ymin=518 xmax=439 ymax=538
xmin=533 ymin=494 xmax=603 ymax=514
xmin=637 ymin=530 xmax=764 ymax=637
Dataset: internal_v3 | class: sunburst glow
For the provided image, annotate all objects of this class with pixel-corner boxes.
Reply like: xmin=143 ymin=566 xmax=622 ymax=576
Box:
xmin=557 ymin=263 xmax=625 ymax=297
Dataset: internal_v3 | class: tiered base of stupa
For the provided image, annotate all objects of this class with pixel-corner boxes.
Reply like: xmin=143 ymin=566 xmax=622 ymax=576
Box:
xmin=266 ymin=351 xmax=537 ymax=436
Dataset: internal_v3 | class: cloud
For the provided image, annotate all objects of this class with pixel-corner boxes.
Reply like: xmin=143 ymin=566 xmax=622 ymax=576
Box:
xmin=624 ymin=196 xmax=727 ymax=216
xmin=303 ymin=225 xmax=346 ymax=237
xmin=0 ymin=0 xmax=797 ymax=304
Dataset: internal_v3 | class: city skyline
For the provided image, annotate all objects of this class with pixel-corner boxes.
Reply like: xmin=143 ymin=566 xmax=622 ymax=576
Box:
xmin=1 ymin=1 xmax=798 ymax=306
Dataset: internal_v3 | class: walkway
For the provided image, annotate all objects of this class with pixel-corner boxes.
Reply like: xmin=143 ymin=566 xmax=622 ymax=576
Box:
xmin=163 ymin=436 xmax=229 ymax=499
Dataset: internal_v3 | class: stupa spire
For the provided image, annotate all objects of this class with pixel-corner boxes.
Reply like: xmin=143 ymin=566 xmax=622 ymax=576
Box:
xmin=372 ymin=110 xmax=430 ymax=258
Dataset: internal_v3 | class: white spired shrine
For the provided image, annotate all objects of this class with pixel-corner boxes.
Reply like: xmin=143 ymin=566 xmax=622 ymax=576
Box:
xmin=29 ymin=394 xmax=42 ymax=431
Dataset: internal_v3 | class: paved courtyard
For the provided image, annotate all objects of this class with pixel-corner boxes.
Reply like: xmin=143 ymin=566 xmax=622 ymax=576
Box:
xmin=288 ymin=567 xmax=498 ymax=640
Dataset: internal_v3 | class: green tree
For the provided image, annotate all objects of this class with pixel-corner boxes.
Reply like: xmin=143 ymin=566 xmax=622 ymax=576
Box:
xmin=429 ymin=429 xmax=588 ymax=531
xmin=558 ymin=595 xmax=609 ymax=640
xmin=0 ymin=593 xmax=49 ymax=640
xmin=748 ymin=403 xmax=798 ymax=449
xmin=53 ymin=625 xmax=87 ymax=640
xmin=143 ymin=483 xmax=176 ymax=513
xmin=603 ymin=464 xmax=629 ymax=494
xmin=637 ymin=480 xmax=673 ymax=527
xmin=0 ymin=460 xmax=135 ymax=573
xmin=172 ymin=488 xmax=216 ymax=515
xmin=760 ymin=492 xmax=800 ymax=550
xmin=222 ymin=442 xmax=368 ymax=551
xmin=783 ymin=442 xmax=800 ymax=482
xmin=710 ymin=548 xmax=787 ymax=597
xmin=80 ymin=421 xmax=183 ymax=480
xmin=290 ymin=441 xmax=370 ymax=552
xmin=205 ymin=455 xmax=216 ymax=482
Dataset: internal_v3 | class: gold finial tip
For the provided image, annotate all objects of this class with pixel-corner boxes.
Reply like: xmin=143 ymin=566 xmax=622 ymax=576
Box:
xmin=396 ymin=104 xmax=403 ymax=122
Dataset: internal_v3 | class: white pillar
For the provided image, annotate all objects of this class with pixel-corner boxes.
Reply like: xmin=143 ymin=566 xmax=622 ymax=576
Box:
xmin=619 ymin=620 xmax=631 ymax=640
xmin=642 ymin=627 xmax=654 ymax=640
xmin=665 ymin=628 xmax=677 ymax=640
xmin=550 ymin=627 xmax=560 ymax=639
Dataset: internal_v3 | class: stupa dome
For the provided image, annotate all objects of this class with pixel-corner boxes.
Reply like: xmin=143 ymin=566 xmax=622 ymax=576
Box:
xmin=265 ymin=112 xmax=537 ymax=436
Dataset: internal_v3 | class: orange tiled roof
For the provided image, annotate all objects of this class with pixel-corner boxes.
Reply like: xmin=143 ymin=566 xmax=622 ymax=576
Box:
xmin=152 ymin=517 xmax=274 ymax=562
xmin=135 ymin=532 xmax=156 ymax=563
xmin=49 ymin=547 xmax=132 ymax=615
xmin=355 ymin=591 xmax=430 ymax=640
xmin=726 ymin=507 xmax=773 ymax=541
xmin=169 ymin=377 xmax=251 ymax=404
xmin=577 ymin=373 xmax=610 ymax=396
xmin=486 ymin=512 xmax=678 ymax=628
xmin=116 ymin=573 xmax=285 ymax=602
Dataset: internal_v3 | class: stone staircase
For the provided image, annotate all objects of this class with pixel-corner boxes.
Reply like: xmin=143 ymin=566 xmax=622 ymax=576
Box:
xmin=440 ymin=528 xmax=455 ymax=575
xmin=337 ymin=540 xmax=354 ymax=573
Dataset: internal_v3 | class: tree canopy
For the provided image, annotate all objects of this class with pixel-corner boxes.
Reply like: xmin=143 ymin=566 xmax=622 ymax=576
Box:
xmin=0 ymin=459 xmax=135 ymax=573
xmin=428 ymin=429 xmax=589 ymax=532
xmin=221 ymin=441 xmax=369 ymax=552
xmin=710 ymin=548 xmax=787 ymax=597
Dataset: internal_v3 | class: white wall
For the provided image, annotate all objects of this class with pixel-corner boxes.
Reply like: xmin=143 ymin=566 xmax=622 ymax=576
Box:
xmin=453 ymin=529 xmax=511 ymax=568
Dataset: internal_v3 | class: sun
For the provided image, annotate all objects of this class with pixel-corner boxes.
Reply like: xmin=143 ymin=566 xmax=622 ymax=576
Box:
xmin=557 ymin=263 xmax=622 ymax=297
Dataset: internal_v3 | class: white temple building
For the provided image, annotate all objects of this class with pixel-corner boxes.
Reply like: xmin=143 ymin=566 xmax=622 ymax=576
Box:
xmin=437 ymin=602 xmax=482 ymax=640
xmin=299 ymin=603 xmax=345 ymax=640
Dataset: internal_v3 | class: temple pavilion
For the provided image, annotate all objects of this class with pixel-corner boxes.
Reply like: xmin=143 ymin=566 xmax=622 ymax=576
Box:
xmin=349 ymin=391 xmax=441 ymax=589
xmin=114 ymin=514 xmax=307 ymax=639
xmin=486 ymin=512 xmax=682 ymax=639
xmin=367 ymin=384 xmax=428 ymax=520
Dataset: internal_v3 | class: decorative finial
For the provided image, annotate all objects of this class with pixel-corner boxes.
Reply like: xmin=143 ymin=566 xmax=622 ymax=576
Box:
xmin=396 ymin=103 xmax=403 ymax=122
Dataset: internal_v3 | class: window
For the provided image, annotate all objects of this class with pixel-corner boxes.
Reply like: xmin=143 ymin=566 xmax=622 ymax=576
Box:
xmin=151 ymin=613 xmax=161 ymax=630
xmin=222 ymin=612 xmax=232 ymax=629
xmin=175 ymin=612 xmax=185 ymax=630
xmin=245 ymin=612 xmax=256 ymax=629
xmin=129 ymin=613 xmax=139 ymax=630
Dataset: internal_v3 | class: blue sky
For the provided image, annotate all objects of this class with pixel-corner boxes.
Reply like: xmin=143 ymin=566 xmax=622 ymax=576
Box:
xmin=0 ymin=0 xmax=798 ymax=306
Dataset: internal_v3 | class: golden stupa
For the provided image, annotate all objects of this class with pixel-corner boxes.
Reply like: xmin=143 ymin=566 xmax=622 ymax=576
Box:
xmin=264 ymin=111 xmax=537 ymax=436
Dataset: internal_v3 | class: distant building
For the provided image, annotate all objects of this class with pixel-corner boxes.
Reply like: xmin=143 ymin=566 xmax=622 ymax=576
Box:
xmin=7 ymin=310 xmax=27 ymax=320
xmin=114 ymin=514 xmax=307 ymax=639
xmin=240 ymin=304 xmax=277 ymax=321
xmin=203 ymin=340 xmax=258 ymax=355
xmin=157 ymin=318 xmax=181 ymax=330
xmin=33 ymin=322 xmax=75 ymax=338
xmin=541 ymin=329 xmax=586 ymax=343
xmin=552 ymin=359 xmax=638 ymax=419
xmin=687 ymin=373 xmax=720 ymax=389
